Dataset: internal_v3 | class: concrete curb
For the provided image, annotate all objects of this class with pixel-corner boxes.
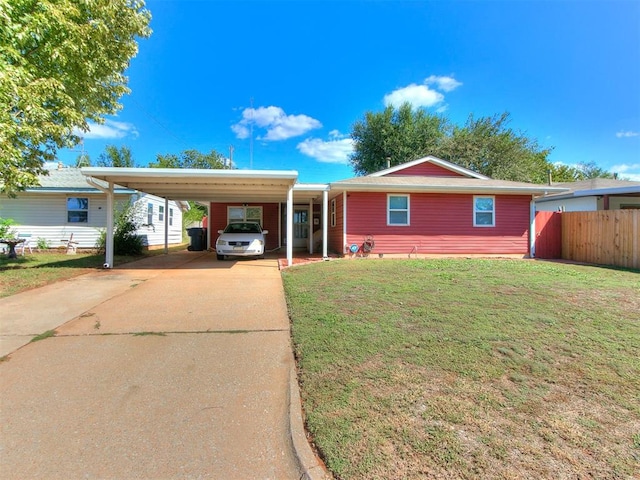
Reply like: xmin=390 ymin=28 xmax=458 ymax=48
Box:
xmin=288 ymin=363 xmax=333 ymax=480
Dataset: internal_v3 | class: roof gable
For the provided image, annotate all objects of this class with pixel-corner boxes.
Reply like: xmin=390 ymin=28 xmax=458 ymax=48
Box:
xmin=368 ymin=156 xmax=489 ymax=179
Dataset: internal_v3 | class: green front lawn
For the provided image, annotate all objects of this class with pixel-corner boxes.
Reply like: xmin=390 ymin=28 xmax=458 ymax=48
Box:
xmin=0 ymin=248 xmax=183 ymax=298
xmin=282 ymin=259 xmax=640 ymax=479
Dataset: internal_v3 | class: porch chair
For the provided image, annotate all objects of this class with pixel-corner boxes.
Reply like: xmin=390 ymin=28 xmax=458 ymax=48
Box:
xmin=15 ymin=233 xmax=33 ymax=255
xmin=61 ymin=233 xmax=79 ymax=254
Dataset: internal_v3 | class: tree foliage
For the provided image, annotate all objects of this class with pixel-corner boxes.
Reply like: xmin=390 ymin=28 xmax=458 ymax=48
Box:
xmin=97 ymin=145 xmax=135 ymax=167
xmin=350 ymin=103 xmax=448 ymax=175
xmin=349 ymin=105 xmax=616 ymax=184
xmin=0 ymin=0 xmax=151 ymax=196
xmin=439 ymin=113 xmax=552 ymax=183
xmin=149 ymin=149 xmax=227 ymax=169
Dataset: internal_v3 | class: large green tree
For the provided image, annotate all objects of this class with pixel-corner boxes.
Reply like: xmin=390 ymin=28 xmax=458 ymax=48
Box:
xmin=350 ymin=106 xmax=555 ymax=182
xmin=0 ymin=0 xmax=151 ymax=196
xmin=149 ymin=149 xmax=227 ymax=169
xmin=97 ymin=145 xmax=135 ymax=167
xmin=350 ymin=103 xmax=449 ymax=175
xmin=439 ymin=113 xmax=553 ymax=183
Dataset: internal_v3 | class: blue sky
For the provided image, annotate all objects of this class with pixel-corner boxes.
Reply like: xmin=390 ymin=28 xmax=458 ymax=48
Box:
xmin=58 ymin=0 xmax=640 ymax=182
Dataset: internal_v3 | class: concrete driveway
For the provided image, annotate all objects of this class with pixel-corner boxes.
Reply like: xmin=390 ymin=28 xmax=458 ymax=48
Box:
xmin=0 ymin=251 xmax=328 ymax=479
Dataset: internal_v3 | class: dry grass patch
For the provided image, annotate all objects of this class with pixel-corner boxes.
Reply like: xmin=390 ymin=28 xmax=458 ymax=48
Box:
xmin=283 ymin=259 xmax=640 ymax=479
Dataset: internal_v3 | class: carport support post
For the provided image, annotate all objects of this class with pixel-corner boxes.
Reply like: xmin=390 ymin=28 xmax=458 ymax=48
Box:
xmin=322 ymin=189 xmax=328 ymax=258
xmin=287 ymin=185 xmax=293 ymax=266
xmin=309 ymin=198 xmax=313 ymax=255
xmin=164 ymin=197 xmax=169 ymax=254
xmin=105 ymin=182 xmax=114 ymax=268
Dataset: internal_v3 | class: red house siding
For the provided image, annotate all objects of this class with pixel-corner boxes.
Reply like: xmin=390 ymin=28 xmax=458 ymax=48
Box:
xmin=345 ymin=192 xmax=531 ymax=254
xmin=208 ymin=203 xmax=280 ymax=250
xmin=387 ymin=163 xmax=466 ymax=177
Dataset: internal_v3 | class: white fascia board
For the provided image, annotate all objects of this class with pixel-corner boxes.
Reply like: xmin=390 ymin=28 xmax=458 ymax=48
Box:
xmin=575 ymin=186 xmax=640 ymax=197
xmin=294 ymin=183 xmax=331 ymax=192
xmin=81 ymin=167 xmax=298 ymax=182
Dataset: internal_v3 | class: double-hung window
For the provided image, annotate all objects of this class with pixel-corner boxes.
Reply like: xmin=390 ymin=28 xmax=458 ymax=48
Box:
xmin=388 ymin=195 xmax=410 ymax=226
xmin=228 ymin=206 xmax=263 ymax=225
xmin=474 ymin=196 xmax=495 ymax=227
xmin=169 ymin=208 xmax=174 ymax=226
xmin=67 ymin=197 xmax=89 ymax=223
xmin=147 ymin=203 xmax=153 ymax=225
xmin=158 ymin=205 xmax=165 ymax=222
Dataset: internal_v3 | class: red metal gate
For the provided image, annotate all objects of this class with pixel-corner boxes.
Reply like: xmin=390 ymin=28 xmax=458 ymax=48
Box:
xmin=535 ymin=211 xmax=562 ymax=259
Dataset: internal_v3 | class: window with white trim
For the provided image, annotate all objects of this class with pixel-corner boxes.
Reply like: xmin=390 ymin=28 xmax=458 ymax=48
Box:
xmin=330 ymin=198 xmax=336 ymax=227
xmin=159 ymin=205 xmax=165 ymax=222
xmin=387 ymin=194 xmax=410 ymax=226
xmin=67 ymin=197 xmax=88 ymax=223
xmin=474 ymin=196 xmax=495 ymax=227
xmin=169 ymin=208 xmax=174 ymax=226
xmin=147 ymin=203 xmax=153 ymax=225
xmin=228 ymin=206 xmax=263 ymax=225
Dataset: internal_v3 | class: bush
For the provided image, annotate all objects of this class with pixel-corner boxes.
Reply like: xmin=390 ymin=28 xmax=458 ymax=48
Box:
xmin=36 ymin=237 xmax=51 ymax=250
xmin=94 ymin=202 xmax=144 ymax=256
xmin=0 ymin=218 xmax=17 ymax=239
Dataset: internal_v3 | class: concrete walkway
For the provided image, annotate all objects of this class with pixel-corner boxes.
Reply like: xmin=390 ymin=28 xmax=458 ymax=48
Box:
xmin=0 ymin=251 xmax=329 ymax=479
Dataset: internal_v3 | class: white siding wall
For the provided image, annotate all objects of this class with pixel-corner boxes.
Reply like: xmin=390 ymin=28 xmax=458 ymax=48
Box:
xmin=537 ymin=196 xmax=639 ymax=212
xmin=1 ymin=192 xmax=184 ymax=249
xmin=535 ymin=196 xmax=598 ymax=212
xmin=133 ymin=194 xmax=184 ymax=246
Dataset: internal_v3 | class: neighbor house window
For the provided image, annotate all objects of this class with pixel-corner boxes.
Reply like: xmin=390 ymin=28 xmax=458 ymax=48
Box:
xmin=169 ymin=208 xmax=174 ymax=226
xmin=159 ymin=205 xmax=165 ymax=222
xmin=474 ymin=196 xmax=495 ymax=227
xmin=330 ymin=199 xmax=336 ymax=227
xmin=388 ymin=195 xmax=410 ymax=226
xmin=228 ymin=206 xmax=262 ymax=225
xmin=147 ymin=203 xmax=153 ymax=225
xmin=67 ymin=197 xmax=88 ymax=223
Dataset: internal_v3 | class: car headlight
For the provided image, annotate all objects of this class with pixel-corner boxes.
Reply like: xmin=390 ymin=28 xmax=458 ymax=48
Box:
xmin=216 ymin=239 xmax=226 ymax=246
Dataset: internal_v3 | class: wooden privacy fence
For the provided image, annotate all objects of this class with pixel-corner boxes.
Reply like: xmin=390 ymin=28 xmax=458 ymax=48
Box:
xmin=562 ymin=210 xmax=639 ymax=269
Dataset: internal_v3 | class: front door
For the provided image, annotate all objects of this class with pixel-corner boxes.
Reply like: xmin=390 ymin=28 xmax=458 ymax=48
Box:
xmin=293 ymin=207 xmax=309 ymax=249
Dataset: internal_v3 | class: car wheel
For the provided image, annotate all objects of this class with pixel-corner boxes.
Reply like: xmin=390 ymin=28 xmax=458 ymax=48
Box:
xmin=216 ymin=254 xmax=224 ymax=261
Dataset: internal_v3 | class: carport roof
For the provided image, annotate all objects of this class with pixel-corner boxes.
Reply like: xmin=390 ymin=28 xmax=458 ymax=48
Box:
xmin=81 ymin=167 xmax=304 ymax=203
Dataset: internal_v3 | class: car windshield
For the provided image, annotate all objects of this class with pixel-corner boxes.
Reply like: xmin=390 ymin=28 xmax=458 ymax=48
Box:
xmin=223 ymin=222 xmax=262 ymax=234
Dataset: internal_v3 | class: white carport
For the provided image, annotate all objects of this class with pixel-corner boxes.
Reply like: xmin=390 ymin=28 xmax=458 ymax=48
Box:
xmin=81 ymin=167 xmax=329 ymax=268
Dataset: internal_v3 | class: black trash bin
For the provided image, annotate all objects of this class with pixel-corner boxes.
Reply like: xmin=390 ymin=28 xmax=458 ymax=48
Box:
xmin=187 ymin=227 xmax=206 ymax=251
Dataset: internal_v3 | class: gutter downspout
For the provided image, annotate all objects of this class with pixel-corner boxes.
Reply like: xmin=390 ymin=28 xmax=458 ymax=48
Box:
xmin=85 ymin=176 xmax=114 ymax=268
xmin=530 ymin=197 xmax=536 ymax=259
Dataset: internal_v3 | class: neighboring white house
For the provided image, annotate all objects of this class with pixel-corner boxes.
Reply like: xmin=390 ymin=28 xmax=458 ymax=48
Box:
xmin=535 ymin=178 xmax=640 ymax=212
xmin=0 ymin=164 xmax=187 ymax=249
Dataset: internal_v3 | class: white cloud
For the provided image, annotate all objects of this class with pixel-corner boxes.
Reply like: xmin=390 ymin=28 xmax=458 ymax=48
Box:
xmin=297 ymin=131 xmax=354 ymax=164
xmin=231 ymin=105 xmax=322 ymax=141
xmin=615 ymin=131 xmax=639 ymax=138
xmin=75 ymin=119 xmax=139 ymax=140
xmin=383 ymin=83 xmax=444 ymax=109
xmin=425 ymin=75 xmax=463 ymax=92
xmin=610 ymin=163 xmax=640 ymax=181
xmin=383 ymin=74 xmax=462 ymax=109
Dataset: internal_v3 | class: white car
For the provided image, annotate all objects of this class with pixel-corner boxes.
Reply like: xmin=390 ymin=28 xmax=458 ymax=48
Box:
xmin=215 ymin=222 xmax=269 ymax=260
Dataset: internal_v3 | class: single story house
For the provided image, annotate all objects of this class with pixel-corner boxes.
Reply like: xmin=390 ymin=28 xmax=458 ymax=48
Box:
xmin=205 ymin=156 xmax=568 ymax=257
xmin=77 ymin=156 xmax=567 ymax=267
xmin=0 ymin=164 xmax=187 ymax=250
xmin=535 ymin=178 xmax=640 ymax=212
